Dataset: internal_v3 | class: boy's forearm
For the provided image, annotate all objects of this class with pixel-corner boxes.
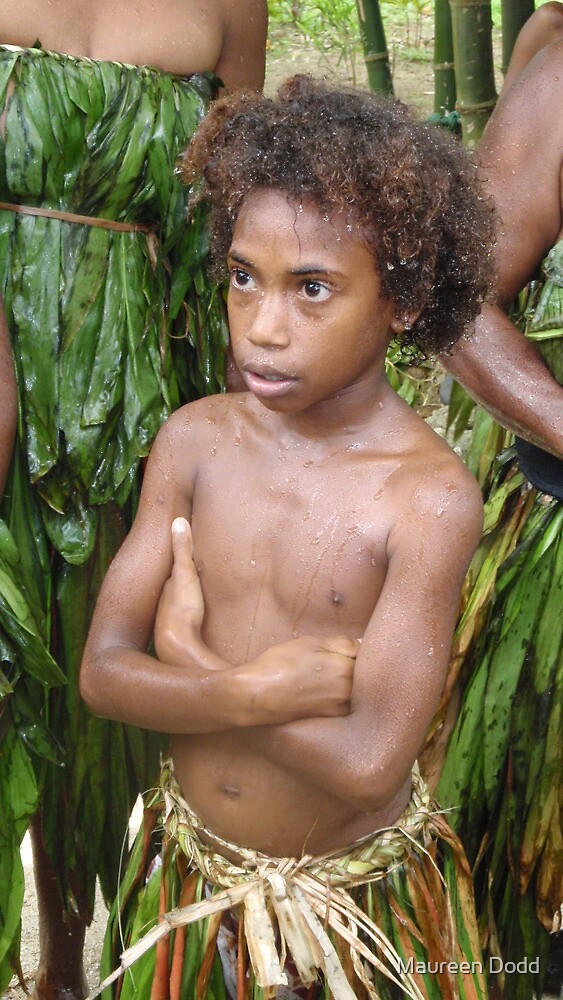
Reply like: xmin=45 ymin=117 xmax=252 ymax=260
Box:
xmin=238 ymin=716 xmax=398 ymax=814
xmin=81 ymin=642 xmax=286 ymax=733
xmin=80 ymin=638 xmax=255 ymax=733
xmin=81 ymin=630 xmax=353 ymax=733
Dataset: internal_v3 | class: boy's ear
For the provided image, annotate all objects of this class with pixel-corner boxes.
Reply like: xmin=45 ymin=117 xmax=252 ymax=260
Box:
xmin=390 ymin=310 xmax=422 ymax=335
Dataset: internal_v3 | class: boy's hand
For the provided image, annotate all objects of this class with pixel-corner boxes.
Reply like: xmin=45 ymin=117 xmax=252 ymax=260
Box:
xmin=154 ymin=518 xmax=358 ymax=721
xmin=246 ymin=634 xmax=359 ymax=722
xmin=154 ymin=517 xmax=205 ymax=663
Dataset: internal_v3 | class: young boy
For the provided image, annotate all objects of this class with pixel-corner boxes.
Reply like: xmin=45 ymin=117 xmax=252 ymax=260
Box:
xmin=81 ymin=76 xmax=495 ymax=999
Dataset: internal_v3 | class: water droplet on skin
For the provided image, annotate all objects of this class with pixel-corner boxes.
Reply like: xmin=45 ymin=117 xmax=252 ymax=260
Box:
xmin=386 ymin=261 xmax=395 ymax=270
xmin=250 ymin=559 xmax=256 ymax=567
xmin=210 ymin=446 xmax=216 ymax=456
xmin=234 ymin=436 xmax=241 ymax=446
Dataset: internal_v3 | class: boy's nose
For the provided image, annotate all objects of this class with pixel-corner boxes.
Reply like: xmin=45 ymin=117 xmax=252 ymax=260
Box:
xmin=246 ymin=294 xmax=291 ymax=349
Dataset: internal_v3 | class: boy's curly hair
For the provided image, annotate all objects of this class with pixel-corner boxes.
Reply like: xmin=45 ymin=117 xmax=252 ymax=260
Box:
xmin=181 ymin=75 xmax=496 ymax=357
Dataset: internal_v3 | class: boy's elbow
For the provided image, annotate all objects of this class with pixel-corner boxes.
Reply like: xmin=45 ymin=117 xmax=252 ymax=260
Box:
xmin=343 ymin=766 xmax=397 ymax=815
xmin=79 ymin=649 xmax=113 ymax=719
xmin=79 ymin=667 xmax=102 ymax=717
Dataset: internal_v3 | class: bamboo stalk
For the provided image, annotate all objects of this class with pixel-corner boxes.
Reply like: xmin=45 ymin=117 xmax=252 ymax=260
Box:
xmin=434 ymin=0 xmax=457 ymax=114
xmin=449 ymin=0 xmax=498 ymax=147
xmin=355 ymin=0 xmax=394 ymax=94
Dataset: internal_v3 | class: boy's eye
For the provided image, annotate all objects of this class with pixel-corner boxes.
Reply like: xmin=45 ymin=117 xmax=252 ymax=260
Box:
xmin=230 ymin=268 xmax=256 ymax=290
xmin=302 ymin=280 xmax=331 ymax=301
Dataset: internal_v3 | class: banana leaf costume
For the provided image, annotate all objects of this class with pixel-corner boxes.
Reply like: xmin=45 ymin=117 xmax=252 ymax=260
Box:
xmin=428 ymin=241 xmax=563 ymax=1000
xmin=96 ymin=759 xmax=487 ymax=1000
xmin=0 ymin=46 xmax=227 ymax=988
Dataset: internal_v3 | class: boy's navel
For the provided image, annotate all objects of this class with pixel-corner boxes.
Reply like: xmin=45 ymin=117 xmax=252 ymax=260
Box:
xmin=222 ymin=784 xmax=241 ymax=799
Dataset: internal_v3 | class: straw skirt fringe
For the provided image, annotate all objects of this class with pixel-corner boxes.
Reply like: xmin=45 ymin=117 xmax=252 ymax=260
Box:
xmin=96 ymin=760 xmax=488 ymax=1000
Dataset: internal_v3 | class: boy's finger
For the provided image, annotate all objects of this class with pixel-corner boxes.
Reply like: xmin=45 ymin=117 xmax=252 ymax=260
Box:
xmin=323 ymin=636 xmax=360 ymax=658
xmin=171 ymin=517 xmax=196 ymax=572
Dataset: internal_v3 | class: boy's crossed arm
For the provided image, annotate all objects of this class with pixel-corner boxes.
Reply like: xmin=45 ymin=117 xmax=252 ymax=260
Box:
xmin=81 ymin=560 xmax=356 ymax=735
xmin=80 ymin=417 xmax=357 ymax=735
xmin=155 ymin=470 xmax=483 ymax=815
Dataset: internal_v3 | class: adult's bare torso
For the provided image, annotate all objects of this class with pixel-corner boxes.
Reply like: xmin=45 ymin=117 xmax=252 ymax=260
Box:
xmin=0 ymin=0 xmax=225 ymax=75
xmin=171 ymin=391 xmax=448 ymax=860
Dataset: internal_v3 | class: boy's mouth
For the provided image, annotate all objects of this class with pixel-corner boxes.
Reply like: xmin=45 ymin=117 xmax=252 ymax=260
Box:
xmin=256 ymin=372 xmax=287 ymax=382
xmin=242 ymin=364 xmax=297 ymax=397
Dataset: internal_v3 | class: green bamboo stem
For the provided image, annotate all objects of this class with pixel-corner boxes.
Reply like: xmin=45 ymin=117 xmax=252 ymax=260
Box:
xmin=434 ymin=0 xmax=457 ymax=114
xmin=501 ymin=0 xmax=536 ymax=76
xmin=355 ymin=0 xmax=394 ymax=94
xmin=449 ymin=0 xmax=498 ymax=147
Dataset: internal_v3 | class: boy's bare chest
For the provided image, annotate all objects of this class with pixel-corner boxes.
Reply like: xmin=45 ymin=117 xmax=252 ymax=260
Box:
xmin=191 ymin=444 xmax=396 ymax=650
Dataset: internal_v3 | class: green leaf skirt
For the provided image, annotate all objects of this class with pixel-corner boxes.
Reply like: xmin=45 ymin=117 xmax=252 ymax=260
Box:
xmin=0 ymin=45 xmax=227 ymax=990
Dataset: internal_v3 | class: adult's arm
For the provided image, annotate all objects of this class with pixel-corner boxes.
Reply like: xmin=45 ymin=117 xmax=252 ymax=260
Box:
xmin=215 ymin=0 xmax=268 ymax=91
xmin=499 ymin=2 xmax=563 ymax=99
xmin=441 ymin=40 xmax=563 ymax=458
xmin=80 ymin=405 xmax=356 ymax=734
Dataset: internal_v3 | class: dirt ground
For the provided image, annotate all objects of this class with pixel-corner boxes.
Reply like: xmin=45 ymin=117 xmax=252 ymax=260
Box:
xmin=1 ymin=16 xmax=503 ymax=1000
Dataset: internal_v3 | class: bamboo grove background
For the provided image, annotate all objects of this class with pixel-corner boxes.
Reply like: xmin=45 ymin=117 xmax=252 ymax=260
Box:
xmin=271 ymin=0 xmax=542 ymax=145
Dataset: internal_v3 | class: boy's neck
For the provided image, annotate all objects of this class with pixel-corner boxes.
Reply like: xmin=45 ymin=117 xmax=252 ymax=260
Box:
xmin=272 ymin=370 xmax=397 ymax=445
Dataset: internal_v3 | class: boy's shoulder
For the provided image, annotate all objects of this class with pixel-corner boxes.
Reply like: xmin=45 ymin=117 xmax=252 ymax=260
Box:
xmin=160 ymin=391 xmax=249 ymax=436
xmin=379 ymin=391 xmax=476 ymax=476
xmin=146 ymin=392 xmax=250 ymax=476
xmin=403 ymin=413 xmax=482 ymax=498
xmin=379 ymin=406 xmax=483 ymax=541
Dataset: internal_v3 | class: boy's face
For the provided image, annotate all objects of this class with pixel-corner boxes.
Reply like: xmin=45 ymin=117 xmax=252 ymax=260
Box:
xmin=226 ymin=189 xmax=401 ymax=414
